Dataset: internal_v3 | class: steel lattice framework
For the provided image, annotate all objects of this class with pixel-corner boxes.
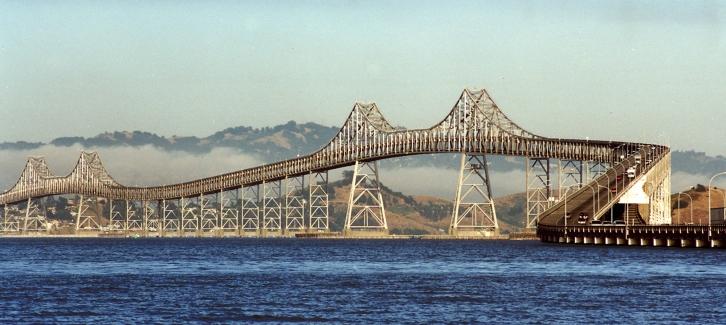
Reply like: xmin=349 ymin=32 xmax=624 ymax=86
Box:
xmin=0 ymin=88 xmax=670 ymax=238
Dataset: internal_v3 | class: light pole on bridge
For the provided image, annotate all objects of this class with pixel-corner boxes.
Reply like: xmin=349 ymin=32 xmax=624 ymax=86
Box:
xmin=708 ymin=172 xmax=726 ymax=238
xmin=677 ymin=189 xmax=694 ymax=225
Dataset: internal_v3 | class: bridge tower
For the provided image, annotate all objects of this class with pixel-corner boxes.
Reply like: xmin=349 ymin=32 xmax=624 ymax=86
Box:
xmin=285 ymin=176 xmax=306 ymax=234
xmin=240 ymin=185 xmax=261 ymax=235
xmin=344 ymin=160 xmax=388 ymax=236
xmin=308 ymin=171 xmax=329 ymax=232
xmin=525 ymin=158 xmax=552 ymax=229
xmin=449 ymin=153 xmax=498 ymax=237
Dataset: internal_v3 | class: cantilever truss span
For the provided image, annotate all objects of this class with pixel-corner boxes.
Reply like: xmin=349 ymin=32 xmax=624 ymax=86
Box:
xmin=0 ymin=88 xmax=670 ymax=237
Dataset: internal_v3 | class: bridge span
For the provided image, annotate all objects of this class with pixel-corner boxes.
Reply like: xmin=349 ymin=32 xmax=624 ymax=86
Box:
xmin=2 ymin=88 xmax=718 ymax=246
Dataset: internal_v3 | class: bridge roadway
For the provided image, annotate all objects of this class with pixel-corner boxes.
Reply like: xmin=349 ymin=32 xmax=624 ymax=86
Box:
xmin=536 ymin=145 xmax=726 ymax=248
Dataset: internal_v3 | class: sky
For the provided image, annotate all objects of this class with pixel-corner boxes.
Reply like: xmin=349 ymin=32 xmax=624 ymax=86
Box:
xmin=1 ymin=1 xmax=725 ymax=155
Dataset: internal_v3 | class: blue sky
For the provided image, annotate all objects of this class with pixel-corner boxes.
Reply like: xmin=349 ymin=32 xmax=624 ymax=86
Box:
xmin=1 ymin=1 xmax=725 ymax=154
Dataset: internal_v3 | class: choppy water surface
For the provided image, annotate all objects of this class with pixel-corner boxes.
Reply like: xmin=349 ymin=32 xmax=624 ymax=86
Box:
xmin=0 ymin=238 xmax=724 ymax=324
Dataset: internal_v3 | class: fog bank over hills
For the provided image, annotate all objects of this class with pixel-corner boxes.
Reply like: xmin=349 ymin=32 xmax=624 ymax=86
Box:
xmin=1 ymin=121 xmax=725 ymax=195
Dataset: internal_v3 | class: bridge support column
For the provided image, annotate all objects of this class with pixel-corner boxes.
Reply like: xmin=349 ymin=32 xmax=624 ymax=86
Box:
xmin=711 ymin=239 xmax=723 ymax=248
xmin=653 ymin=238 xmax=664 ymax=247
xmin=449 ymin=154 xmax=498 ymax=237
xmin=666 ymin=238 xmax=678 ymax=247
xmin=241 ymin=185 xmax=261 ymax=236
xmin=180 ymin=196 xmax=199 ymax=236
xmin=695 ymin=239 xmax=706 ymax=248
xmin=525 ymin=158 xmax=551 ymax=229
xmin=23 ymin=197 xmax=46 ymax=233
xmin=308 ymin=171 xmax=329 ymax=232
xmin=219 ymin=189 xmax=240 ymax=236
xmin=681 ymin=239 xmax=692 ymax=247
xmin=199 ymin=193 xmax=218 ymax=235
xmin=143 ymin=200 xmax=160 ymax=237
xmin=109 ymin=200 xmax=123 ymax=232
xmin=558 ymin=160 xmax=583 ymax=198
xmin=616 ymin=237 xmax=626 ymax=245
xmin=161 ymin=199 xmax=179 ymax=237
xmin=262 ymin=180 xmax=283 ymax=236
xmin=125 ymin=200 xmax=143 ymax=233
xmin=605 ymin=237 xmax=615 ymax=245
xmin=648 ymin=167 xmax=672 ymax=225
xmin=628 ymin=237 xmax=638 ymax=246
xmin=344 ymin=160 xmax=388 ymax=237
xmin=75 ymin=195 xmax=101 ymax=233
xmin=285 ymin=176 xmax=306 ymax=235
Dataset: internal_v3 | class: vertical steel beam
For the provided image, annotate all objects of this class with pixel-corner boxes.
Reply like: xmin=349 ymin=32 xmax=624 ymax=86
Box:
xmin=526 ymin=157 xmax=551 ymax=229
xmin=449 ymin=154 xmax=498 ymax=236
xmin=308 ymin=171 xmax=329 ymax=231
xmin=344 ymin=160 xmax=388 ymax=235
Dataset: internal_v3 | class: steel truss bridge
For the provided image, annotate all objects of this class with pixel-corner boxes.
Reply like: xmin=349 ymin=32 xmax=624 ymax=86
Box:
xmin=1 ymin=88 xmax=722 ymax=246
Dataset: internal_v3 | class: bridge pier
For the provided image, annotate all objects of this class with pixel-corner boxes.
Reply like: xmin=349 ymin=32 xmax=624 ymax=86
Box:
xmin=604 ymin=237 xmax=615 ymax=245
xmin=308 ymin=171 xmax=329 ymax=232
xmin=284 ymin=176 xmax=306 ymax=235
xmin=219 ymin=189 xmax=240 ymax=236
xmin=627 ymin=238 xmax=638 ymax=246
xmin=681 ymin=239 xmax=692 ymax=247
xmin=143 ymin=200 xmax=161 ymax=237
xmin=262 ymin=180 xmax=283 ymax=236
xmin=666 ymin=238 xmax=678 ymax=247
xmin=617 ymin=237 xmax=626 ymax=245
xmin=449 ymin=154 xmax=498 ymax=237
xmin=583 ymin=236 xmax=593 ymax=244
xmin=525 ymin=158 xmax=551 ymax=230
xmin=240 ymin=185 xmax=261 ymax=236
xmin=199 ymin=193 xmax=219 ymax=235
xmin=180 ymin=196 xmax=199 ymax=236
xmin=161 ymin=199 xmax=180 ymax=237
xmin=695 ymin=239 xmax=706 ymax=248
xmin=344 ymin=160 xmax=388 ymax=237
xmin=594 ymin=237 xmax=603 ymax=245
xmin=711 ymin=239 xmax=723 ymax=248
xmin=75 ymin=195 xmax=102 ymax=233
